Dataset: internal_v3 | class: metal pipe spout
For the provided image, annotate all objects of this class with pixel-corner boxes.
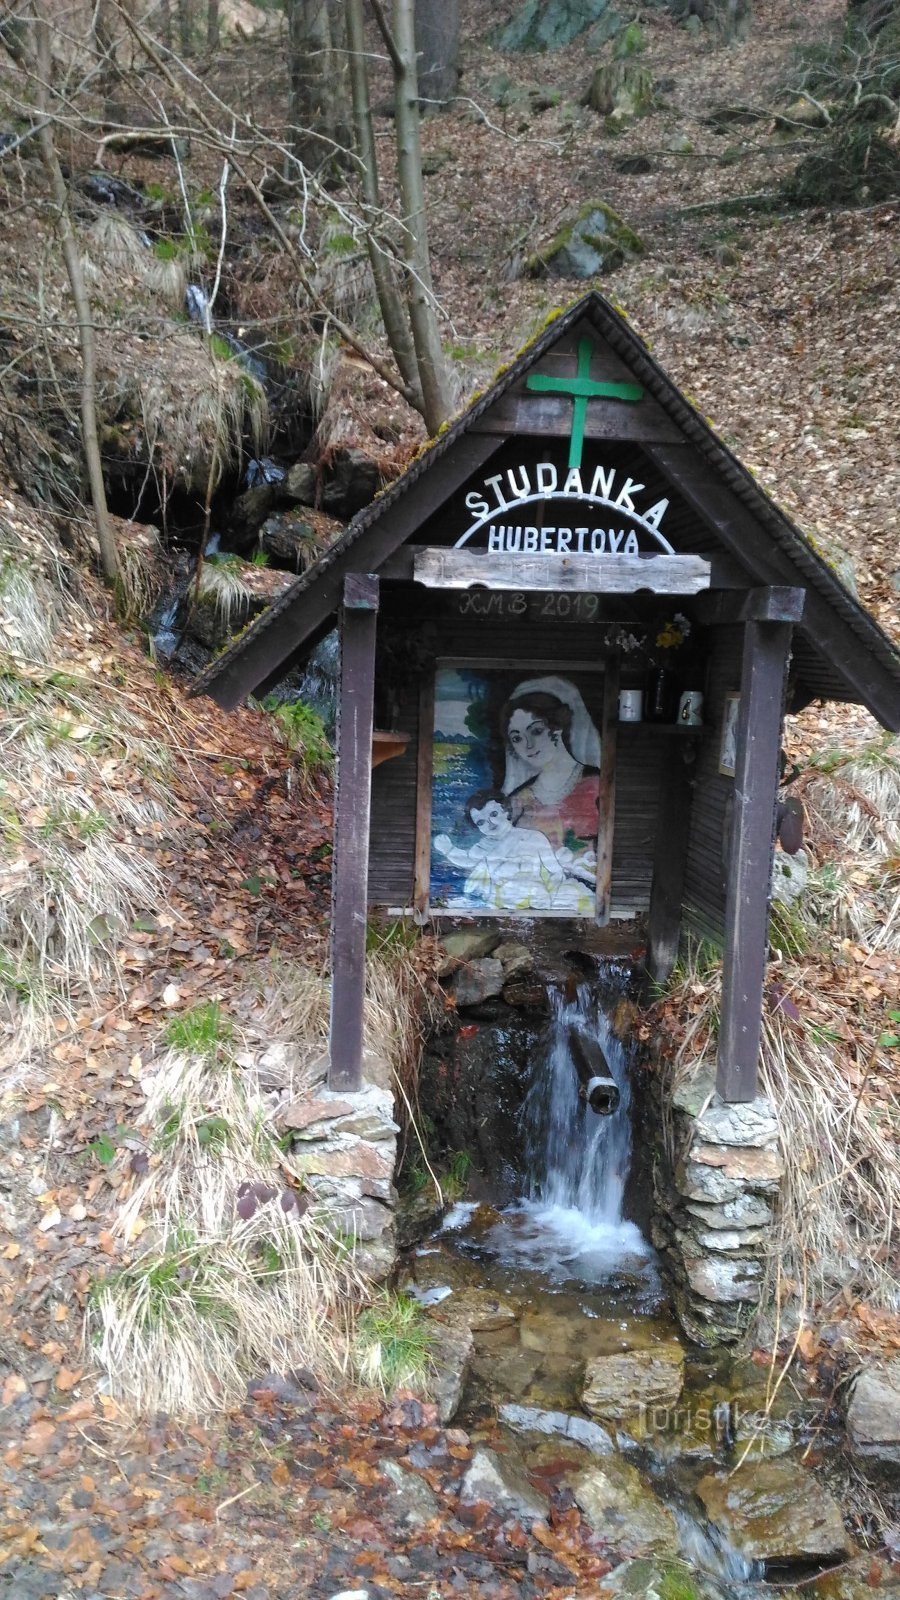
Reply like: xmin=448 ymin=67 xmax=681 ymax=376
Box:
xmin=568 ymin=1025 xmax=621 ymax=1116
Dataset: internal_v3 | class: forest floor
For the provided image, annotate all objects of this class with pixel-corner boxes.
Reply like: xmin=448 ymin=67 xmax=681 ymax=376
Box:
xmin=1 ymin=0 xmax=900 ymax=1594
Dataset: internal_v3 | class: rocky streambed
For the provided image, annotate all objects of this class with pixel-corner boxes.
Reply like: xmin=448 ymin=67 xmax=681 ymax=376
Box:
xmin=400 ymin=1208 xmax=898 ymax=1600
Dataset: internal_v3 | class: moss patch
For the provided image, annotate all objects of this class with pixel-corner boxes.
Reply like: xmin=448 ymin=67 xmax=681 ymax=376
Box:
xmin=524 ymin=200 xmax=643 ymax=280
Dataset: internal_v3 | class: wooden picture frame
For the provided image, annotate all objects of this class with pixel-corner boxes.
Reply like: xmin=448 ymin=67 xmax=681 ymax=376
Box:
xmin=719 ymin=691 xmax=740 ymax=777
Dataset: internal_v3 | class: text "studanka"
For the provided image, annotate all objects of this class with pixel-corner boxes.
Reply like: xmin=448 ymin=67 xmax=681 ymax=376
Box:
xmin=457 ymin=460 xmax=673 ymax=556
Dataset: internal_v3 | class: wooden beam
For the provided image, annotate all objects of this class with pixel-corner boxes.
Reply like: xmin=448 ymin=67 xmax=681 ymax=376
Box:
xmin=413 ymin=549 xmax=712 ymax=595
xmin=413 ymin=673 xmax=435 ymax=925
xmin=469 ymin=391 xmax=685 ymax=444
xmin=646 ymin=753 xmax=693 ymax=986
xmin=717 ymin=619 xmax=793 ymax=1103
xmin=381 ymin=545 xmax=740 ymax=588
xmin=201 ymin=434 xmax=507 ymax=709
xmin=692 ymin=586 xmax=806 ymax=627
xmin=329 ymin=574 xmax=379 ymax=1093
xmin=645 ymin=443 xmax=900 ymax=730
xmin=595 ymin=653 xmax=620 ymax=927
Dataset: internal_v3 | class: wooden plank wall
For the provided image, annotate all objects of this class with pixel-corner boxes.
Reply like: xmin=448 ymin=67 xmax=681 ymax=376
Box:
xmin=368 ymin=708 xmax=668 ymax=917
xmin=681 ymin=625 xmax=744 ymax=944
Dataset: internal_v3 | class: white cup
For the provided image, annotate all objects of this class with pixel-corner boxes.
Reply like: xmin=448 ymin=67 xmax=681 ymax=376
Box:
xmin=619 ymin=688 xmax=643 ymax=722
xmin=678 ymin=690 xmax=704 ymax=727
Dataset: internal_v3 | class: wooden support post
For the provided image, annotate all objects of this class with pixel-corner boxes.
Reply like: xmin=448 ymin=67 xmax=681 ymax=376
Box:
xmin=595 ymin=653 xmax=620 ymax=926
xmin=329 ymin=574 xmax=379 ymax=1093
xmin=413 ymin=673 xmax=435 ymax=924
xmin=646 ymin=754 xmax=693 ymax=986
xmin=717 ymin=619 xmax=793 ymax=1103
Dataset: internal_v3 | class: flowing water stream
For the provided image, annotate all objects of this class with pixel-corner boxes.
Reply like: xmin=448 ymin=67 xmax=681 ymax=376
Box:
xmin=408 ymin=963 xmax=863 ymax=1599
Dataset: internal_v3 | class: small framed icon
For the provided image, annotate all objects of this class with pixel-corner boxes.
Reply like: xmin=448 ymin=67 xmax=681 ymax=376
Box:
xmin=718 ymin=691 xmax=740 ymax=778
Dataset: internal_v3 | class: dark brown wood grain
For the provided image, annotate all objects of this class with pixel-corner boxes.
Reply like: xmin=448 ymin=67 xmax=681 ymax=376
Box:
xmin=717 ymin=619 xmax=793 ymax=1103
xmin=595 ymin=653 xmax=620 ymax=927
xmin=413 ymin=674 xmax=435 ymax=923
xmin=329 ymin=575 xmax=380 ymax=1092
xmin=646 ymin=752 xmax=694 ymax=985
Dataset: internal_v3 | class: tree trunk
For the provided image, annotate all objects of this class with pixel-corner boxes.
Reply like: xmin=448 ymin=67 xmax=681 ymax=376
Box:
xmin=285 ymin=0 xmax=336 ymax=172
xmin=391 ymin=0 xmax=453 ymax=434
xmin=178 ymin=0 xmax=193 ymax=54
xmin=415 ymin=0 xmax=459 ymax=109
xmin=207 ymin=0 xmax=219 ymax=52
xmin=345 ymin=0 xmax=421 ymax=402
xmin=33 ymin=20 xmax=119 ymax=586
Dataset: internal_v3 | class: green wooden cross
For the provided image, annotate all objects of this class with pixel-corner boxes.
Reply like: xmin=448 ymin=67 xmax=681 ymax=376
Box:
xmin=525 ymin=337 xmax=644 ymax=471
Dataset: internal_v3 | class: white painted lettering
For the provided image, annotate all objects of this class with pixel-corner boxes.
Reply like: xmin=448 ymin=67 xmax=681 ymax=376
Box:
xmin=523 ymin=526 xmax=539 ymax=552
xmin=643 ymin=497 xmax=669 ymax=531
xmin=590 ymin=465 xmax=615 ymax=500
xmin=484 ymin=473 xmax=506 ymax=511
xmin=507 ymin=465 xmax=530 ymax=500
xmin=576 ymin=529 xmax=588 ymax=553
xmin=624 ymin=530 xmax=639 ymax=554
xmin=616 ymin=476 xmax=644 ymax=510
xmin=591 ymin=529 xmax=605 ymax=553
xmin=608 ymin=529 xmax=624 ymax=553
xmin=540 ymin=528 xmax=552 ymax=552
xmin=536 ymin=463 xmax=558 ymax=496
xmin=488 ymin=525 xmax=504 ymax=552
xmin=506 ymin=526 xmax=522 ymax=552
xmin=562 ymin=467 xmax=584 ymax=498
xmin=557 ymin=528 xmax=573 ymax=551
xmin=466 ymin=490 xmax=490 ymax=518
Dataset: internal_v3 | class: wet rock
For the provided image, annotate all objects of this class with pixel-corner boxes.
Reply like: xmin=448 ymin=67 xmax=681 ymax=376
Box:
xmin=573 ymin=1458 xmax=680 ymax=1556
xmin=846 ymin=1357 xmax=900 ymax=1477
xmin=427 ymin=1318 xmax=473 ymax=1423
xmin=283 ymin=450 xmax=381 ymax=519
xmin=499 ymin=1403 xmax=613 ymax=1455
xmin=440 ymin=1287 xmax=522 ymax=1332
xmin=380 ymin=1458 xmax=442 ymax=1526
xmin=524 ymin=199 xmax=643 ymax=279
xmin=470 ymin=1342 xmax=543 ymax=1401
xmin=460 ymin=1448 xmax=547 ymax=1522
xmin=493 ymin=941 xmax=534 ymax=978
xmin=258 ymin=511 xmax=320 ymax=572
xmin=681 ymin=1222 xmax=770 ymax=1253
xmin=451 ymin=958 xmax=505 ymax=1009
xmin=187 ymin=561 xmax=296 ymax=651
xmin=599 ymin=1558 xmax=727 ymax=1599
xmin=696 ymin=1458 xmax=850 ymax=1564
xmin=582 ymin=1343 xmax=685 ymax=1421
xmin=683 ymin=1253 xmax=762 ymax=1303
xmin=439 ymin=929 xmax=502 ymax=963
xmin=224 ymin=483 xmax=276 ymax=549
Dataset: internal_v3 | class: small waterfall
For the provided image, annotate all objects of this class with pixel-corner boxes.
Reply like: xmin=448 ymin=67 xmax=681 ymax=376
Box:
xmin=480 ymin=962 xmax=655 ymax=1286
xmin=525 ymin=976 xmax=633 ymax=1223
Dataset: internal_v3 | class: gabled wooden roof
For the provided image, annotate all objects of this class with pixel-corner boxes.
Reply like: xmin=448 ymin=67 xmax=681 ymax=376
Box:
xmin=192 ymin=291 xmax=900 ymax=730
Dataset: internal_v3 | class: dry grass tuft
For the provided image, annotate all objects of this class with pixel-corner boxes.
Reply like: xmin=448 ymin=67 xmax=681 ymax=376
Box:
xmin=666 ymin=954 xmax=900 ymax=1315
xmin=114 ymin=517 xmax=168 ymax=620
xmin=82 ymin=212 xmax=187 ymax=307
xmin=197 ymin=554 xmax=254 ymax=629
xmin=92 ymin=1018 xmax=362 ymax=1415
xmin=0 ymin=547 xmax=181 ymax=1079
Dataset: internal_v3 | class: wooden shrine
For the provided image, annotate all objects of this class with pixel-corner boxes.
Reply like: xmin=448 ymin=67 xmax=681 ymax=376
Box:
xmin=194 ymin=292 xmax=900 ymax=1104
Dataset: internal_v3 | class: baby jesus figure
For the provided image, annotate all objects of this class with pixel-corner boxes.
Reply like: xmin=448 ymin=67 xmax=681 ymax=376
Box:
xmin=434 ymin=789 xmax=570 ymax=912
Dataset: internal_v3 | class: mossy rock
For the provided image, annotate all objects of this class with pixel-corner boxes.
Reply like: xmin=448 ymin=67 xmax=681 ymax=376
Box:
xmin=493 ymin=0 xmax=613 ymax=52
xmin=524 ymin=199 xmax=643 ymax=279
xmin=783 ymin=126 xmax=900 ymax=207
xmin=582 ymin=59 xmax=655 ymax=123
xmin=600 ymin=1558 xmax=725 ymax=1600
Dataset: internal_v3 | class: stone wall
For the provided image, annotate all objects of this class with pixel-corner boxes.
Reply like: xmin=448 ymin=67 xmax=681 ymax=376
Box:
xmin=651 ymin=1064 xmax=783 ymax=1346
xmin=276 ymin=1047 xmax=399 ymax=1280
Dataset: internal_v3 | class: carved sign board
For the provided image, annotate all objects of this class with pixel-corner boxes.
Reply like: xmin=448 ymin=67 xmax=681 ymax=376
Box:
xmin=456 ymin=459 xmax=671 ymax=555
xmin=414 ymin=550 xmax=711 ymax=595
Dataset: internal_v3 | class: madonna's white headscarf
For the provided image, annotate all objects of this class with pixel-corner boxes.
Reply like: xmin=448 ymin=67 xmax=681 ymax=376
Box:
xmin=501 ymin=675 xmax=602 ymax=795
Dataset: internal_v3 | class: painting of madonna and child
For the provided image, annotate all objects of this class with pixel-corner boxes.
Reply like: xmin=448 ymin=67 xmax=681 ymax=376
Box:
xmin=430 ymin=666 xmax=603 ymax=916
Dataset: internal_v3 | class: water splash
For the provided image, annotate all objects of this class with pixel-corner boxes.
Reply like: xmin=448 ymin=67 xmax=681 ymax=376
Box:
xmin=482 ymin=966 xmax=656 ymax=1287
